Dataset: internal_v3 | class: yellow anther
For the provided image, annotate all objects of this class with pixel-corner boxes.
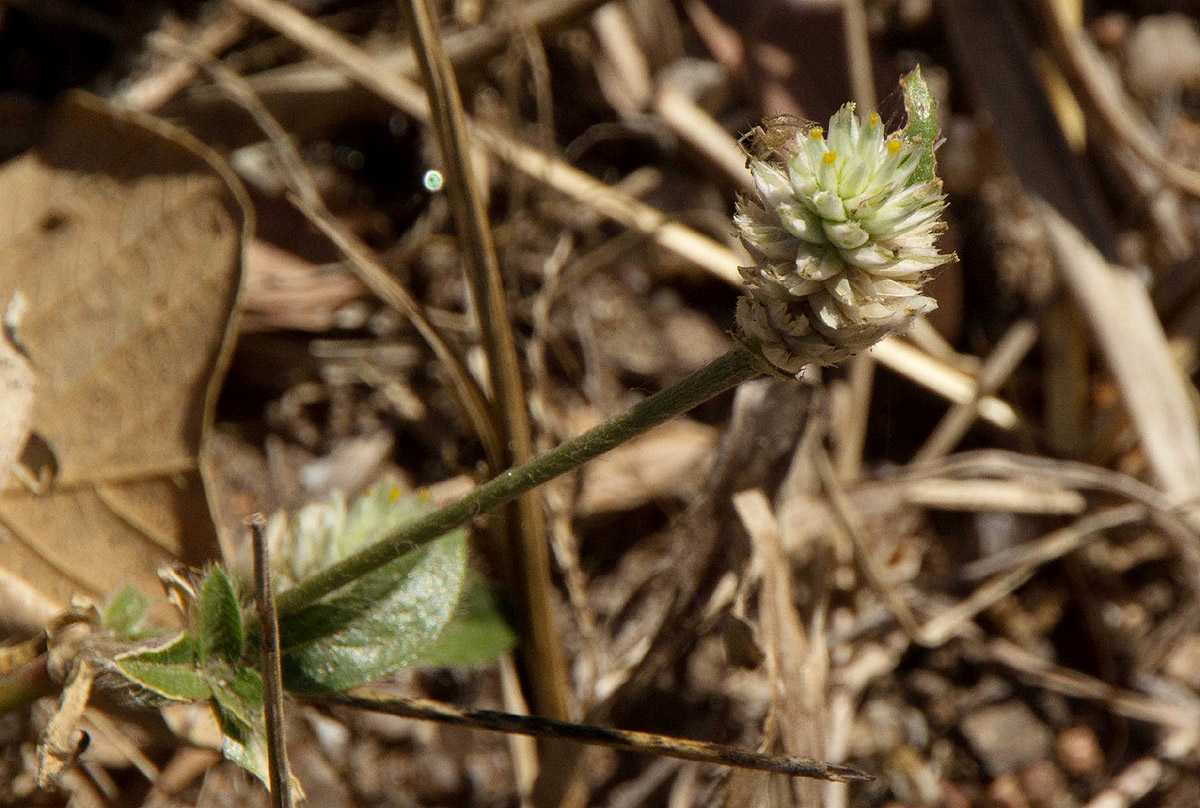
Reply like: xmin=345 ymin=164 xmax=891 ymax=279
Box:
xmin=389 ymin=486 xmax=402 ymax=501
xmin=869 ymin=112 xmax=880 ymax=127
xmin=822 ymin=151 xmax=838 ymax=165
xmin=809 ymin=126 xmax=824 ymax=139
xmin=418 ymin=487 xmax=431 ymax=501
xmin=887 ymin=139 xmax=901 ymax=154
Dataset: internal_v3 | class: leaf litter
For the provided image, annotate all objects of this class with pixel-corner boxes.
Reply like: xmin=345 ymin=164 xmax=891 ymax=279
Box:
xmin=6 ymin=2 xmax=1200 ymax=808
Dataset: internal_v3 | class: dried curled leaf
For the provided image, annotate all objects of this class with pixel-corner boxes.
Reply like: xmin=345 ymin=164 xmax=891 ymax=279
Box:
xmin=0 ymin=92 xmax=249 ymax=634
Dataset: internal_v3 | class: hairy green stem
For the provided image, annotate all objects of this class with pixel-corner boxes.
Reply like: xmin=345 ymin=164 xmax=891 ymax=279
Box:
xmin=277 ymin=347 xmax=763 ymax=614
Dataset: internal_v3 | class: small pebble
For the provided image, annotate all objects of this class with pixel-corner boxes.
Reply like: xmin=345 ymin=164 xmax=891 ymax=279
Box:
xmin=961 ymin=701 xmax=1053 ymax=776
xmin=1019 ymin=760 xmax=1075 ymax=808
xmin=1055 ymin=726 xmax=1104 ymax=779
xmin=988 ymin=772 xmax=1031 ymax=808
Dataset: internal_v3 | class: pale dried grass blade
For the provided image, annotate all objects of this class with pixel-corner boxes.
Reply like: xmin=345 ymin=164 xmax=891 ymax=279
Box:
xmin=1039 ymin=202 xmax=1200 ymax=503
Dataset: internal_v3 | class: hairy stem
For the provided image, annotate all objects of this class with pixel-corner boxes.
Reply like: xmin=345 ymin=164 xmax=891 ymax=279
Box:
xmin=277 ymin=347 xmax=763 ymax=614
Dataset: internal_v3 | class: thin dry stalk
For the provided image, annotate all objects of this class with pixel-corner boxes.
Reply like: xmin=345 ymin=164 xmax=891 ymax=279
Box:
xmin=396 ymin=0 xmax=572 ymax=741
xmin=914 ymin=451 xmax=1200 ymax=578
xmin=654 ymin=87 xmax=754 ymax=192
xmin=911 ymin=315 xmax=1042 ymax=464
xmin=317 ymin=690 xmax=871 ymax=783
xmin=734 ymin=488 xmax=830 ymax=806
xmin=119 ymin=9 xmax=248 ymax=110
xmin=869 ymin=339 xmax=1021 ymax=431
xmin=1033 ymin=0 xmax=1200 ymax=199
xmin=959 ymin=503 xmax=1145 ymax=581
xmin=244 ymin=0 xmax=616 ymax=98
xmin=1081 ymin=757 xmax=1166 ymax=808
xmin=815 ymin=445 xmax=926 ymax=641
xmin=249 ymin=516 xmax=293 ymax=808
xmin=819 ymin=449 xmax=1150 ymax=647
xmin=835 ymin=0 xmax=883 ymax=482
xmin=833 ymin=355 xmax=874 ymax=482
xmin=901 ymin=478 xmax=1085 ymax=515
xmin=974 ymin=638 xmax=1200 ymax=730
xmin=842 ymin=0 xmax=876 ymax=111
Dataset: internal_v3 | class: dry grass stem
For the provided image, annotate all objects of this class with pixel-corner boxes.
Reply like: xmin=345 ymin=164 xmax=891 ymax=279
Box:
xmin=911 ymin=316 xmax=1042 ymax=463
xmin=118 ymin=9 xmax=248 ymax=110
xmin=249 ymin=516 xmax=293 ymax=808
xmin=319 ymin=690 xmax=871 ymax=783
xmin=1040 ymin=203 xmax=1200 ymax=503
xmin=1034 ymin=0 xmax=1200 ymax=198
xmin=397 ymin=0 xmax=572 ymax=749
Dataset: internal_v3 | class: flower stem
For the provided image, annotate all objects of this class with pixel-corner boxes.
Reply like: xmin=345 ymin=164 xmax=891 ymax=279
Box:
xmin=276 ymin=346 xmax=763 ymax=614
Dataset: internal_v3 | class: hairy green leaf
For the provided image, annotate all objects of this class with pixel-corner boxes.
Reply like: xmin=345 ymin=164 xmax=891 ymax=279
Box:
xmin=416 ymin=578 xmax=516 ymax=668
xmin=270 ymin=478 xmax=432 ymax=588
xmin=900 ymin=65 xmax=939 ymax=184
xmin=195 ymin=567 xmax=244 ymax=665
xmin=102 ymin=585 xmax=151 ymax=640
xmin=112 ymin=634 xmax=211 ymax=701
xmin=280 ymin=529 xmax=469 ymax=692
xmin=210 ymin=668 xmax=268 ymax=785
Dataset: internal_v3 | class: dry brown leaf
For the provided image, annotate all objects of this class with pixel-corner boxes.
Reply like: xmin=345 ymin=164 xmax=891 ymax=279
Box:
xmin=0 ymin=296 xmax=35 ymax=487
xmin=0 ymin=93 xmax=248 ymax=634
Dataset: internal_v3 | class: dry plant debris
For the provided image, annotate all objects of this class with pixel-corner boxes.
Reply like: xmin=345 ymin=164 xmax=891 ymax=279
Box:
xmin=4 ymin=2 xmax=1200 ymax=808
xmin=0 ymin=92 xmax=246 ymax=636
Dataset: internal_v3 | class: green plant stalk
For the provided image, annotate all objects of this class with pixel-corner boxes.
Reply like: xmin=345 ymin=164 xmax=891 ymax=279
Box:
xmin=277 ymin=347 xmax=763 ymax=615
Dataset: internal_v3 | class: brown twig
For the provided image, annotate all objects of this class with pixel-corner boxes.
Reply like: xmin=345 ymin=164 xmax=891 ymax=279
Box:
xmin=910 ymin=315 xmax=1042 ymax=464
xmin=318 ymin=689 xmax=872 ymax=783
xmin=249 ymin=515 xmax=293 ymax=808
xmin=1032 ymin=0 xmax=1200 ymax=199
xmin=395 ymin=0 xmax=572 ymax=735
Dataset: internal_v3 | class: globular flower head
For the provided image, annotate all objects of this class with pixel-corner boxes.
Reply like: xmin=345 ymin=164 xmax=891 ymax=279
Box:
xmin=736 ymin=91 xmax=952 ymax=373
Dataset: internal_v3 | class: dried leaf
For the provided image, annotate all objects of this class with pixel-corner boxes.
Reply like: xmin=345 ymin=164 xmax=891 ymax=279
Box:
xmin=35 ymin=659 xmax=95 ymax=787
xmin=0 ymin=93 xmax=248 ymax=633
xmin=0 ymin=295 xmax=34 ymax=487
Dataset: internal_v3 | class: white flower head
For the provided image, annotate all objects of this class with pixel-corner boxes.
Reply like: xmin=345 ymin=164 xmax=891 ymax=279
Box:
xmin=736 ymin=74 xmax=952 ymax=373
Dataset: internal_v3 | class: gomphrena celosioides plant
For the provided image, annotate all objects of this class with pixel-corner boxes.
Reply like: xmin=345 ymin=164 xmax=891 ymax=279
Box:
xmin=735 ymin=68 xmax=953 ymax=373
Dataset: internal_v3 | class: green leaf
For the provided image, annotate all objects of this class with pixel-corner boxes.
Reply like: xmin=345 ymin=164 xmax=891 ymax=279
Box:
xmin=415 ymin=578 xmax=516 ymax=668
xmin=273 ymin=478 xmax=432 ymax=588
xmin=900 ymin=65 xmax=939 ymax=184
xmin=279 ymin=529 xmax=470 ymax=693
xmin=102 ymin=585 xmax=151 ymax=640
xmin=195 ymin=567 xmax=244 ymax=665
xmin=112 ymin=634 xmax=212 ymax=700
xmin=209 ymin=668 xmax=268 ymax=786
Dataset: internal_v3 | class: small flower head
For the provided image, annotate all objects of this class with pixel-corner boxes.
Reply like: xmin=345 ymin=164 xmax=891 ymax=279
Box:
xmin=736 ymin=76 xmax=952 ymax=372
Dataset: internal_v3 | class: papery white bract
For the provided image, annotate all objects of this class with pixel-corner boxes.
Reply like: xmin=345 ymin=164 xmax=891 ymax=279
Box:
xmin=736 ymin=99 xmax=951 ymax=372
